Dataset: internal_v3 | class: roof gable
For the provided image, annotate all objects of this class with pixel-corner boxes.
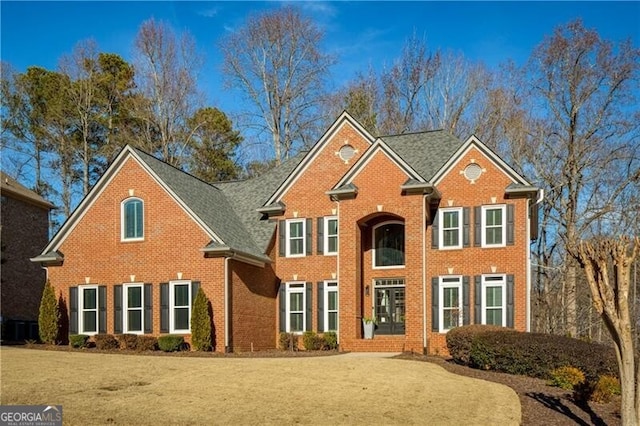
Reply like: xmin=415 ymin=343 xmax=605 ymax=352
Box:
xmin=432 ymin=135 xmax=531 ymax=186
xmin=263 ymin=111 xmax=375 ymax=206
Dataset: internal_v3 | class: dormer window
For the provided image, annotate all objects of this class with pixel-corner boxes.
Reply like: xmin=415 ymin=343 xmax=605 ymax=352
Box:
xmin=122 ymin=198 xmax=144 ymax=241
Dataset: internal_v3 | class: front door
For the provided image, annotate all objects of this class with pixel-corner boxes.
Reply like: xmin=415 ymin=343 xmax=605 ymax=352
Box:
xmin=374 ymin=281 xmax=405 ymax=335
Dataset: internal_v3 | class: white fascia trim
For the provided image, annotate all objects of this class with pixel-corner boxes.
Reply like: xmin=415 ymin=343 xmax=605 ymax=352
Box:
xmin=432 ymin=135 xmax=531 ymax=186
xmin=264 ymin=111 xmax=375 ymax=206
xmin=332 ymin=139 xmax=425 ymax=190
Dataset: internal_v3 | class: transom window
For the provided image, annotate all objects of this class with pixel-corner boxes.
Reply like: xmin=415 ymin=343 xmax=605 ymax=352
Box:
xmin=324 ymin=217 xmax=338 ymax=255
xmin=286 ymin=219 xmax=305 ymax=257
xmin=482 ymin=205 xmax=505 ymax=247
xmin=439 ymin=276 xmax=462 ymax=332
xmin=122 ymin=198 xmax=144 ymax=241
xmin=482 ymin=275 xmax=506 ymax=326
xmin=170 ymin=281 xmax=191 ymax=333
xmin=373 ymin=221 xmax=405 ymax=268
xmin=124 ymin=284 xmax=144 ymax=334
xmin=79 ymin=286 xmax=98 ymax=335
xmin=286 ymin=282 xmax=306 ymax=332
xmin=439 ymin=208 xmax=462 ymax=249
xmin=324 ymin=281 xmax=339 ymax=332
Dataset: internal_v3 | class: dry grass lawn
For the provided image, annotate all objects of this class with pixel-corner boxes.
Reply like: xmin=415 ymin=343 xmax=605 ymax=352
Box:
xmin=1 ymin=347 xmax=520 ymax=425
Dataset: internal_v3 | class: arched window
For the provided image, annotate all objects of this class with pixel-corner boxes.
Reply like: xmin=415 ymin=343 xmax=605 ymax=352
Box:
xmin=121 ymin=198 xmax=144 ymax=240
xmin=373 ymin=221 xmax=405 ymax=268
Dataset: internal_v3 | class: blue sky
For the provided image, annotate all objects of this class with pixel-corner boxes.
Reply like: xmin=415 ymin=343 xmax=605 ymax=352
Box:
xmin=1 ymin=1 xmax=638 ymax=116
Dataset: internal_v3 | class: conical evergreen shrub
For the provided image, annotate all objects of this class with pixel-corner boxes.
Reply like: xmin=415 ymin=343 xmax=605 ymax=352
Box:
xmin=38 ymin=280 xmax=60 ymax=344
xmin=190 ymin=287 xmax=212 ymax=351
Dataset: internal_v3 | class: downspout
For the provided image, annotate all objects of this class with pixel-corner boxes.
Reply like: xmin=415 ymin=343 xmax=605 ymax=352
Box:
xmin=224 ymin=256 xmax=231 ymax=352
xmin=422 ymin=194 xmax=428 ymax=352
xmin=527 ymin=188 xmax=545 ymax=332
xmin=335 ymin=200 xmax=340 ymax=343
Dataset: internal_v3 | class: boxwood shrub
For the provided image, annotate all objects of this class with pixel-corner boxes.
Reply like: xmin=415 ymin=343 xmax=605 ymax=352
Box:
xmin=69 ymin=334 xmax=89 ymax=348
xmin=279 ymin=332 xmax=298 ymax=351
xmin=323 ymin=332 xmax=338 ymax=350
xmin=136 ymin=336 xmax=158 ymax=351
xmin=115 ymin=334 xmax=138 ymax=350
xmin=94 ymin=334 xmax=119 ymax=350
xmin=446 ymin=325 xmax=617 ymax=380
xmin=158 ymin=335 xmax=185 ymax=352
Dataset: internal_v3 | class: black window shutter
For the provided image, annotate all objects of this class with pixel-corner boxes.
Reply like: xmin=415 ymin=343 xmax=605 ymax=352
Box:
xmin=69 ymin=287 xmax=78 ymax=334
xmin=431 ymin=212 xmax=439 ymax=249
xmin=463 ymin=276 xmax=470 ymax=326
xmin=474 ymin=206 xmax=482 ymax=246
xmin=463 ymin=208 xmax=470 ymax=247
xmin=305 ymin=282 xmax=313 ymax=331
xmin=279 ymin=284 xmax=286 ymax=332
xmin=506 ymin=204 xmax=515 ymax=246
xmin=160 ymin=282 xmax=169 ymax=333
xmin=98 ymin=286 xmax=107 ymax=334
xmin=474 ymin=276 xmax=482 ymax=324
xmin=431 ymin=277 xmax=439 ymax=332
xmin=144 ymin=284 xmax=153 ymax=334
xmin=278 ymin=220 xmax=286 ymax=256
xmin=317 ymin=281 xmax=324 ymax=332
xmin=507 ymin=275 xmax=515 ymax=328
xmin=114 ymin=285 xmax=123 ymax=334
xmin=317 ymin=218 xmax=324 ymax=255
xmin=305 ymin=218 xmax=313 ymax=255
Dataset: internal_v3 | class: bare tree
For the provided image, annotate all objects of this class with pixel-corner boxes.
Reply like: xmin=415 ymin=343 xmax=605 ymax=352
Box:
xmin=572 ymin=236 xmax=640 ymax=426
xmin=219 ymin=6 xmax=335 ymax=164
xmin=133 ymin=18 xmax=203 ymax=167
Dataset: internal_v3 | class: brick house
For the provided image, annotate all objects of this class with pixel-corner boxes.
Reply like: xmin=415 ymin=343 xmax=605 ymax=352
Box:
xmin=32 ymin=112 xmax=541 ymax=353
xmin=1 ymin=171 xmax=54 ymax=341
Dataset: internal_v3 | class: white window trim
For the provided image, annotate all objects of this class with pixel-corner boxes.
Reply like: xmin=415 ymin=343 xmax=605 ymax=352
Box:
xmin=439 ymin=276 xmax=463 ymax=333
xmin=286 ymin=282 xmax=306 ymax=333
xmin=481 ymin=275 xmax=507 ymax=326
xmin=285 ymin=219 xmax=306 ymax=258
xmin=121 ymin=197 xmax=144 ymax=242
xmin=481 ymin=205 xmax=506 ymax=247
xmin=79 ymin=285 xmax=99 ymax=336
xmin=169 ymin=280 xmax=192 ymax=334
xmin=324 ymin=281 xmax=339 ymax=332
xmin=324 ymin=216 xmax=338 ymax=256
xmin=123 ymin=283 xmax=144 ymax=335
xmin=439 ymin=207 xmax=463 ymax=250
xmin=372 ymin=221 xmax=406 ymax=269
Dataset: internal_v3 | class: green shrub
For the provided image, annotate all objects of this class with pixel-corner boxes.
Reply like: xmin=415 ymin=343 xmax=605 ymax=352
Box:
xmin=279 ymin=332 xmax=298 ymax=351
xmin=446 ymin=325 xmax=617 ymax=380
xmin=38 ymin=280 xmax=60 ymax=344
xmin=190 ymin=288 xmax=212 ymax=351
xmin=590 ymin=375 xmax=621 ymax=403
xmin=136 ymin=336 xmax=158 ymax=351
xmin=549 ymin=366 xmax=586 ymax=390
xmin=158 ymin=335 xmax=185 ymax=352
xmin=323 ymin=332 xmax=338 ymax=350
xmin=94 ymin=334 xmax=119 ymax=350
xmin=116 ymin=334 xmax=138 ymax=350
xmin=69 ymin=334 xmax=89 ymax=348
xmin=303 ymin=331 xmax=325 ymax=350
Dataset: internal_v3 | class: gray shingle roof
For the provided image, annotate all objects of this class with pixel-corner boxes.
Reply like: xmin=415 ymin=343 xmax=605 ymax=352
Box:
xmin=132 ymin=148 xmax=267 ymax=260
xmin=381 ymin=130 xmax=463 ymax=181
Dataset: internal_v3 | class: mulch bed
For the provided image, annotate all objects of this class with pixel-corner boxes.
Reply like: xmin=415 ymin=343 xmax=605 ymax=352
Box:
xmin=397 ymin=353 xmax=621 ymax=426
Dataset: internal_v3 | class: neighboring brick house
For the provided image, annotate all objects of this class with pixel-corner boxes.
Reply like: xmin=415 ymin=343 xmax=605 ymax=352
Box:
xmin=32 ymin=112 xmax=541 ymax=353
xmin=1 ymin=171 xmax=54 ymax=341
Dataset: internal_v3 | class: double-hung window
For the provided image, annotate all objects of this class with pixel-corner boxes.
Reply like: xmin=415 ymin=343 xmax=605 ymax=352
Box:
xmin=439 ymin=208 xmax=463 ymax=249
xmin=324 ymin=281 xmax=339 ymax=332
xmin=482 ymin=205 xmax=505 ymax=247
xmin=439 ymin=277 xmax=462 ymax=332
xmin=286 ymin=282 xmax=306 ymax=332
xmin=286 ymin=219 xmax=305 ymax=257
xmin=79 ymin=285 xmax=98 ymax=335
xmin=121 ymin=197 xmax=144 ymax=241
xmin=170 ymin=281 xmax=191 ymax=333
xmin=324 ymin=217 xmax=338 ymax=255
xmin=482 ymin=275 xmax=506 ymax=326
xmin=124 ymin=284 xmax=144 ymax=334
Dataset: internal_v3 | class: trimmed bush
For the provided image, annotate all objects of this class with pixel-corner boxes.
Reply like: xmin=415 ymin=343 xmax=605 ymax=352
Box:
xmin=158 ymin=335 xmax=185 ymax=352
xmin=549 ymin=366 xmax=585 ymax=390
xmin=116 ymin=334 xmax=138 ymax=350
xmin=446 ymin=325 xmax=617 ymax=380
xmin=69 ymin=334 xmax=89 ymax=348
xmin=38 ymin=280 xmax=60 ymax=344
xmin=94 ymin=334 xmax=119 ymax=350
xmin=590 ymin=375 xmax=621 ymax=403
xmin=190 ymin=288 xmax=212 ymax=351
xmin=136 ymin=336 xmax=158 ymax=351
xmin=279 ymin=332 xmax=298 ymax=351
xmin=323 ymin=332 xmax=338 ymax=350
xmin=302 ymin=331 xmax=325 ymax=350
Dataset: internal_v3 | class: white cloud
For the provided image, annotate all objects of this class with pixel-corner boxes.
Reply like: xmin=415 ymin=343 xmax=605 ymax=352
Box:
xmin=198 ymin=7 xmax=219 ymax=18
